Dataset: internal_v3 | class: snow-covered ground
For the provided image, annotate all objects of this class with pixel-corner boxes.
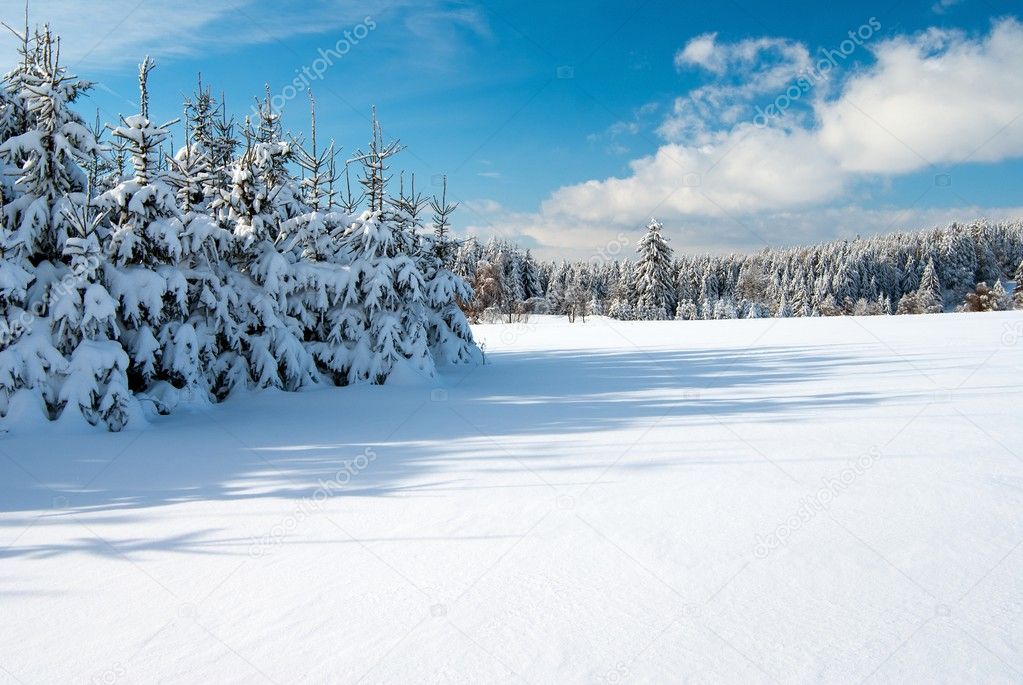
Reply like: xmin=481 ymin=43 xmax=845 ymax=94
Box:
xmin=2 ymin=312 xmax=1022 ymax=683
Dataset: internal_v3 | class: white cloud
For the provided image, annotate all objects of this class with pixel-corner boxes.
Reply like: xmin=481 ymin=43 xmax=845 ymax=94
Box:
xmin=675 ymin=33 xmax=722 ymax=73
xmin=508 ymin=17 xmax=1023 ymax=256
xmin=461 ymin=199 xmax=1023 ymax=261
xmin=544 ymin=125 xmax=844 ymax=224
xmin=586 ymin=102 xmax=659 ymax=155
xmin=817 ymin=19 xmax=1023 ymax=172
xmin=673 ymin=32 xmax=812 ymax=95
xmin=661 ymin=32 xmax=813 ymax=145
xmin=932 ymin=0 xmax=964 ymax=15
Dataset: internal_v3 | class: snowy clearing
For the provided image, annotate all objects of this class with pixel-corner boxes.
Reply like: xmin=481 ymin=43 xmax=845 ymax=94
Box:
xmin=2 ymin=313 xmax=1023 ymax=683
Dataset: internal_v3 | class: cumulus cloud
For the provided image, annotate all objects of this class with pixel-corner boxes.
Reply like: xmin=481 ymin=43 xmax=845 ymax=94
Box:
xmin=817 ymin=19 xmax=1023 ymax=172
xmin=661 ymin=32 xmax=813 ymax=143
xmin=544 ymin=126 xmax=844 ymax=224
xmin=674 ymin=32 xmax=811 ymax=87
xmin=587 ymin=102 xmax=660 ymax=155
xmin=932 ymin=0 xmax=964 ymax=15
xmin=513 ymin=17 xmax=1023 ymax=255
xmin=461 ymin=198 xmax=1023 ymax=261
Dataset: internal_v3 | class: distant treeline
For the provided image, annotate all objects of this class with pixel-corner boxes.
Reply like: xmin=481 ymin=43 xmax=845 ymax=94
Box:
xmin=452 ymin=219 xmax=1023 ymax=321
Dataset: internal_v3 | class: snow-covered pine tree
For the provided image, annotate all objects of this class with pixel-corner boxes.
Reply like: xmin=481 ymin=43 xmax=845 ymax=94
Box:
xmin=1014 ymin=260 xmax=1023 ymax=309
xmin=916 ymin=258 xmax=943 ymax=314
xmin=184 ymin=77 xmax=239 ymax=214
xmin=166 ymin=108 xmax=242 ymax=401
xmin=94 ymin=58 xmax=205 ymax=411
xmin=0 ymin=25 xmax=101 ymax=424
xmin=991 ymin=280 xmax=1011 ymax=311
xmin=499 ymin=246 xmax=525 ymax=321
xmin=899 ymin=255 xmax=919 ymax=293
xmin=713 ymin=297 xmax=738 ymax=319
xmin=0 ymin=25 xmax=97 ymax=263
xmin=217 ymin=119 xmax=318 ymax=391
xmin=699 ymin=262 xmax=720 ymax=318
xmin=674 ymin=300 xmax=697 ymax=320
xmin=429 ymin=175 xmax=456 ymax=268
xmin=938 ymin=226 xmax=977 ymax=297
xmin=53 ymin=204 xmax=137 ymax=430
xmin=340 ymin=113 xmax=435 ymax=383
xmin=634 ymin=218 xmax=674 ymax=320
xmin=776 ymin=293 xmax=792 ymax=317
xmin=607 ymin=260 xmax=635 ymax=320
xmin=522 ymin=249 xmax=543 ymax=300
xmin=282 ymin=92 xmax=357 ymax=383
xmin=0 ymin=29 xmax=44 ymax=420
xmin=420 ymin=176 xmax=477 ymax=364
xmin=210 ymin=93 xmax=239 ymax=200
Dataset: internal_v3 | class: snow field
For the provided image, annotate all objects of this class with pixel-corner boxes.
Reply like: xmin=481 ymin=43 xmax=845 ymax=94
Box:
xmin=1 ymin=312 xmax=1022 ymax=682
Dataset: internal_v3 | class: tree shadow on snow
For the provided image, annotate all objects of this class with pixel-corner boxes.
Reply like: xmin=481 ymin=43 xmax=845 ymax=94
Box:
xmin=0 ymin=341 xmax=946 ymax=557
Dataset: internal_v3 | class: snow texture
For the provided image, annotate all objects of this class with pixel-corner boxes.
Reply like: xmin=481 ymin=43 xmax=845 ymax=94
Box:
xmin=1 ymin=312 xmax=1021 ymax=682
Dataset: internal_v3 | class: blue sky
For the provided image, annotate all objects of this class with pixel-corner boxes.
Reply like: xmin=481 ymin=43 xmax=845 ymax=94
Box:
xmin=4 ymin=0 xmax=1023 ymax=257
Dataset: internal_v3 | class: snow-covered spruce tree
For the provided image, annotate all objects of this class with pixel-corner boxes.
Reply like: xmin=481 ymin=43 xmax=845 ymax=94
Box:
xmin=500 ymin=246 xmax=526 ymax=321
xmin=607 ymin=260 xmax=635 ymax=320
xmin=94 ymin=58 xmax=204 ymax=410
xmin=938 ymin=225 xmax=977 ymax=297
xmin=1014 ymin=260 xmax=1023 ymax=309
xmin=430 ymin=174 xmax=456 ymax=267
xmin=987 ymin=280 xmax=1011 ymax=311
xmin=634 ymin=218 xmax=674 ymax=320
xmin=775 ymin=293 xmax=792 ymax=317
xmin=0 ymin=26 xmax=102 ymax=424
xmin=421 ymin=176 xmax=477 ymax=364
xmin=184 ymin=78 xmax=238 ymax=215
xmin=210 ymin=96 xmax=239 ymax=204
xmin=165 ymin=104 xmax=243 ymax=401
xmin=674 ymin=300 xmax=697 ymax=320
xmin=216 ymin=121 xmax=318 ymax=391
xmin=451 ymin=236 xmax=478 ymax=285
xmin=915 ymin=258 xmax=943 ymax=314
xmin=0 ymin=31 xmax=42 ymax=419
xmin=713 ymin=297 xmax=738 ymax=319
xmin=281 ymin=92 xmax=357 ymax=383
xmin=52 ymin=205 xmax=138 ymax=430
xmin=339 ymin=113 xmax=434 ymax=383
xmin=699 ymin=262 xmax=720 ymax=319
xmin=522 ymin=249 xmax=543 ymax=301
xmin=0 ymin=27 xmax=97 ymax=263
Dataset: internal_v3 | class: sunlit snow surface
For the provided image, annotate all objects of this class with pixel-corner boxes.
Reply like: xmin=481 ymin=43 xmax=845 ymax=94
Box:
xmin=2 ymin=313 xmax=1022 ymax=683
